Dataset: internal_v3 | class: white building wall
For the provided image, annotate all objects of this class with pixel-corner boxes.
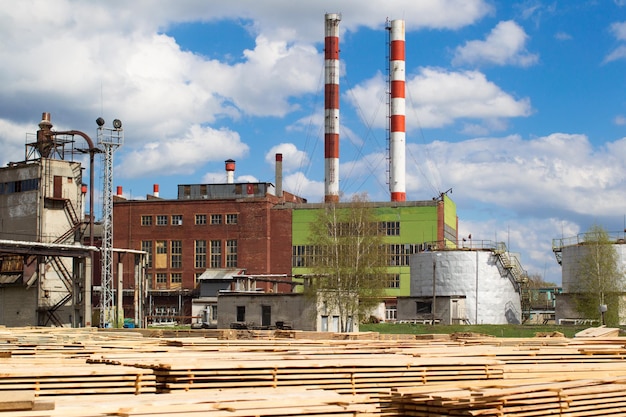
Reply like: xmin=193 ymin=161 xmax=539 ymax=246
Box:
xmin=410 ymin=251 xmax=522 ymax=325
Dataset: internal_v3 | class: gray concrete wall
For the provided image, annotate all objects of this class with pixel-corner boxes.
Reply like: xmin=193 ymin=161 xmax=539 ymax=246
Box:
xmin=217 ymin=293 xmax=316 ymax=330
xmin=0 ymin=286 xmax=38 ymax=326
xmin=409 ymin=251 xmax=522 ymax=325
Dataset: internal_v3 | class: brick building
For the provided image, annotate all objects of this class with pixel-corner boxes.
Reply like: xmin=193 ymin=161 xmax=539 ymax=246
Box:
xmin=113 ymin=173 xmax=306 ymax=324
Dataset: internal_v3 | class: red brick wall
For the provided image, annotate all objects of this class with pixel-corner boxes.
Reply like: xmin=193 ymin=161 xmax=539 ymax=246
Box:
xmin=113 ymin=197 xmax=293 ymax=293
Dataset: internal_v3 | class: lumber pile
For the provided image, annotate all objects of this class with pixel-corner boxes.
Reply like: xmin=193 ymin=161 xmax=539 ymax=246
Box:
xmin=390 ymin=377 xmax=626 ymax=416
xmin=2 ymin=327 xmax=626 ymax=416
xmin=0 ymin=357 xmax=156 ymax=396
xmin=0 ymin=388 xmax=378 ymax=417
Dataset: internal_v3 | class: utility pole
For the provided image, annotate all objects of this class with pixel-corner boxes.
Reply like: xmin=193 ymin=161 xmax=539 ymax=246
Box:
xmin=96 ymin=118 xmax=123 ymax=327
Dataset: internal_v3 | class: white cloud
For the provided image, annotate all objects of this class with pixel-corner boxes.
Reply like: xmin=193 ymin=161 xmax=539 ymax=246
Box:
xmin=0 ymin=118 xmax=34 ymax=166
xmin=117 ymin=125 xmax=249 ymax=178
xmin=405 ymin=133 xmax=626 ymax=218
xmin=264 ymin=143 xmax=309 ymax=172
xmin=283 ymin=171 xmax=324 ymax=202
xmin=554 ymin=32 xmax=572 ymax=41
xmin=610 ymin=21 xmax=626 ymax=40
xmin=452 ymin=20 xmax=539 ymax=67
xmin=615 ymin=115 xmax=626 ymax=125
xmin=604 ymin=45 xmax=626 ymax=63
xmin=346 ymin=69 xmax=532 ymax=133
xmin=605 ymin=22 xmax=626 ymax=63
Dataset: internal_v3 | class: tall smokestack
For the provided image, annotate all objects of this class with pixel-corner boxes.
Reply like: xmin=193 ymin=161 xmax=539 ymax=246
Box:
xmin=389 ymin=19 xmax=406 ymax=202
xmin=324 ymin=13 xmax=341 ymax=203
xmin=116 ymin=186 xmax=123 ymax=196
xmin=275 ymin=153 xmax=283 ymax=198
xmin=225 ymin=159 xmax=236 ymax=184
xmin=153 ymin=184 xmax=159 ymax=197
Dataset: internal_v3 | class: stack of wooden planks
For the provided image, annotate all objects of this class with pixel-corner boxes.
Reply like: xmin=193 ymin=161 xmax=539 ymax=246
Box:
xmin=0 ymin=388 xmax=378 ymax=417
xmin=1 ymin=327 xmax=626 ymax=416
xmin=389 ymin=377 xmax=626 ymax=416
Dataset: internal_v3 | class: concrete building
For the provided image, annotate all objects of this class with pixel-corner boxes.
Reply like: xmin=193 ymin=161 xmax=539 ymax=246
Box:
xmin=406 ymin=243 xmax=526 ymax=325
xmin=0 ymin=113 xmax=96 ymax=327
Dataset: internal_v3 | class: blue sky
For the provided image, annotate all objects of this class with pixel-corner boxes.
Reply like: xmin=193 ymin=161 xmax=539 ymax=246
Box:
xmin=1 ymin=0 xmax=626 ymax=284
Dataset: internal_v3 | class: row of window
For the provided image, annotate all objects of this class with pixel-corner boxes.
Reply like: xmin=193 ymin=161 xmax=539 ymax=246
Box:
xmin=141 ymin=213 xmax=238 ymax=226
xmin=291 ymin=243 xmax=420 ymax=268
xmin=328 ymin=221 xmax=401 ymax=237
xmin=0 ymin=178 xmax=40 ymax=195
xmin=141 ymin=239 xmax=238 ymax=269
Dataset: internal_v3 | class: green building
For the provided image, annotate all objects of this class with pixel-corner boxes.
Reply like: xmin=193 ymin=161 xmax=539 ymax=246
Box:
xmin=291 ymin=194 xmax=458 ymax=321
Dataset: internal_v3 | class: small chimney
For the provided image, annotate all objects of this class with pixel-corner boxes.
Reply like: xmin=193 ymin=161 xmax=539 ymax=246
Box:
xmin=153 ymin=184 xmax=159 ymax=197
xmin=275 ymin=153 xmax=283 ymax=198
xmin=225 ymin=159 xmax=236 ymax=184
xmin=116 ymin=186 xmax=123 ymax=196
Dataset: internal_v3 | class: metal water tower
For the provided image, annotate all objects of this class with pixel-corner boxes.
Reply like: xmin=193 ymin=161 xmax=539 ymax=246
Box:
xmin=96 ymin=117 xmax=123 ymax=327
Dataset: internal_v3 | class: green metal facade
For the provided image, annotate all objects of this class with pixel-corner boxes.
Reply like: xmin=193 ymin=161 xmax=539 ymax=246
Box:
xmin=291 ymin=198 xmax=457 ymax=297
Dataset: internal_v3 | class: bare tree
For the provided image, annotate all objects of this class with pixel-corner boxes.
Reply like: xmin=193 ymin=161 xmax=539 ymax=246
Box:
xmin=572 ymin=224 xmax=625 ymax=326
xmin=304 ymin=193 xmax=387 ymax=332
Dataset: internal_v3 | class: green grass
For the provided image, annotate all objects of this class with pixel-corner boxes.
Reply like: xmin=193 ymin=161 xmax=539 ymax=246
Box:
xmin=359 ymin=323 xmax=591 ymax=338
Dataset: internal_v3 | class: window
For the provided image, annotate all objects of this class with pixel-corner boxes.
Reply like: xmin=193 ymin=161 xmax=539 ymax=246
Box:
xmin=172 ymin=215 xmax=183 ymax=225
xmin=171 ymin=273 xmax=182 ymax=284
xmin=292 ymin=245 xmax=319 ymax=268
xmin=416 ymin=301 xmax=432 ymax=315
xmin=195 ymin=214 xmax=206 ymax=225
xmin=195 ymin=240 xmax=206 ymax=269
xmin=155 ymin=240 xmax=167 ymax=269
xmin=171 ymin=240 xmax=182 ymax=269
xmin=210 ymin=240 xmax=222 ymax=268
xmin=387 ymin=244 xmax=417 ymax=266
xmin=380 ymin=221 xmax=400 ymax=236
xmin=156 ymin=241 xmax=167 ymax=254
xmin=146 ymin=273 xmax=152 ymax=289
xmin=236 ymin=306 xmax=245 ymax=322
xmin=387 ymin=274 xmax=400 ymax=288
xmin=156 ymin=215 xmax=168 ymax=226
xmin=141 ymin=241 xmax=153 ymax=268
xmin=195 ymin=272 xmax=203 ymax=284
xmin=226 ymin=213 xmax=238 ymax=224
xmin=141 ymin=215 xmax=152 ymax=226
xmin=156 ymin=273 xmax=167 ymax=284
xmin=226 ymin=240 xmax=237 ymax=267
xmin=210 ymin=214 xmax=222 ymax=225
xmin=385 ymin=305 xmax=397 ymax=321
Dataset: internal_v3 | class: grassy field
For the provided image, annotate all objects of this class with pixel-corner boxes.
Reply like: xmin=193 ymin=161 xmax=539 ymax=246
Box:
xmin=359 ymin=323 xmax=594 ymax=338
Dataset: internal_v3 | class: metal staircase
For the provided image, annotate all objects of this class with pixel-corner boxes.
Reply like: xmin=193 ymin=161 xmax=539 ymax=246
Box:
xmin=39 ymin=256 xmax=75 ymax=326
xmin=492 ymin=243 xmax=531 ymax=321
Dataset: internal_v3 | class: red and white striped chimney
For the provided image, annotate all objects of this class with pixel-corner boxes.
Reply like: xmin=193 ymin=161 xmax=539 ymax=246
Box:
xmin=389 ymin=19 xmax=406 ymax=202
xmin=153 ymin=184 xmax=159 ymax=197
xmin=324 ymin=13 xmax=341 ymax=203
xmin=225 ymin=159 xmax=236 ymax=184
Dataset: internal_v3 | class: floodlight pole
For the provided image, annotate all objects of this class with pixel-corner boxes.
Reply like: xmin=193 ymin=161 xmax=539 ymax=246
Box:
xmin=97 ymin=119 xmax=123 ymax=328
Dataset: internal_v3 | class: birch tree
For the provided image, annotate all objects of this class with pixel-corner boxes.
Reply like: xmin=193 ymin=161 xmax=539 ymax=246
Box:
xmin=572 ymin=224 xmax=625 ymax=326
xmin=305 ymin=193 xmax=387 ymax=332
